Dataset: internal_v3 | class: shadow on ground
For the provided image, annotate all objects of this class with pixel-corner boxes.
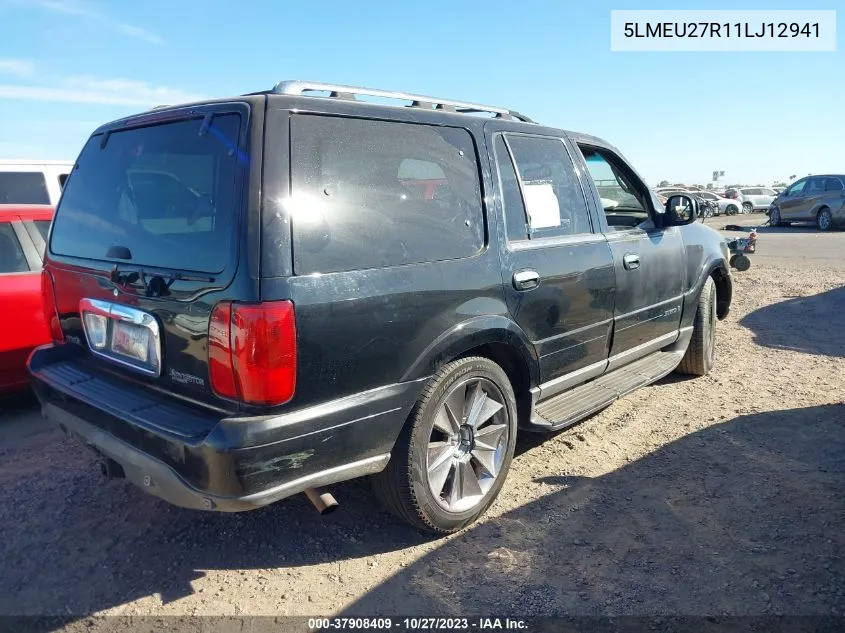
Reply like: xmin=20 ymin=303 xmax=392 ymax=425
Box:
xmin=740 ymin=286 xmax=845 ymax=358
xmin=342 ymin=404 xmax=845 ymax=616
xmin=1 ymin=404 xmax=844 ymax=617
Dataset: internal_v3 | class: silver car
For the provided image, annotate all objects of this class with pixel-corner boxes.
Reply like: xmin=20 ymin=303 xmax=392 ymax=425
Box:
xmin=738 ymin=187 xmax=777 ymax=213
xmin=694 ymin=191 xmax=742 ymax=216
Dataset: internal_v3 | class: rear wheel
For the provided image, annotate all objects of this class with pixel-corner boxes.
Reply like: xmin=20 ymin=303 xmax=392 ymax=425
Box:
xmin=726 ymin=204 xmax=738 ymax=216
xmin=676 ymin=276 xmax=717 ymax=376
xmin=817 ymin=208 xmax=832 ymax=232
xmin=372 ymin=357 xmax=517 ymax=534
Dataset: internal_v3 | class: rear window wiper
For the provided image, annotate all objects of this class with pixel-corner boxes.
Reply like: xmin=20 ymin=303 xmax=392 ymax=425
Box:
xmin=110 ymin=264 xmax=215 ymax=296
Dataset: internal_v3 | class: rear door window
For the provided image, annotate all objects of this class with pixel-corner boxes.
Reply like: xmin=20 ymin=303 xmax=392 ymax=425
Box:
xmin=504 ymin=135 xmax=592 ymax=237
xmin=49 ymin=114 xmax=243 ymax=273
xmin=0 ymin=172 xmax=50 ymax=204
xmin=0 ymin=223 xmax=29 ymax=273
xmin=290 ymin=115 xmax=484 ymax=274
xmin=825 ymin=178 xmax=843 ymax=191
xmin=807 ymin=177 xmax=826 ymax=194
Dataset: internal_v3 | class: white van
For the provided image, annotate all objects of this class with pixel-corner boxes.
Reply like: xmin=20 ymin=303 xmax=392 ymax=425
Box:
xmin=0 ymin=160 xmax=74 ymax=205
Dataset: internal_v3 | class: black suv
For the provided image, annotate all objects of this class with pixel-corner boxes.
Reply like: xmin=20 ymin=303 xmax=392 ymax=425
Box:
xmin=28 ymin=81 xmax=732 ymax=533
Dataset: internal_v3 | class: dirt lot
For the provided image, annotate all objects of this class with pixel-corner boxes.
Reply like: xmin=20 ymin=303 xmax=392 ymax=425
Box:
xmin=1 ymin=221 xmax=844 ymax=621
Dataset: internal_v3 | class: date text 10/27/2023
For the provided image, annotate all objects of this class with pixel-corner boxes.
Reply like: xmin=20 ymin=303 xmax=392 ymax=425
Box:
xmin=308 ymin=618 xmax=528 ymax=631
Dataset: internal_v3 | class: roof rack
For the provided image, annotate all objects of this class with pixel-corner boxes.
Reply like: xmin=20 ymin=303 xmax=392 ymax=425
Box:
xmin=271 ymin=80 xmax=534 ymax=123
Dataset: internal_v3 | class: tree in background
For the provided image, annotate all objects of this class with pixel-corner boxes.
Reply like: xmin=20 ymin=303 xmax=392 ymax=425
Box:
xmin=657 ymin=180 xmax=669 ymax=187
xmin=706 ymin=183 xmax=714 ymax=190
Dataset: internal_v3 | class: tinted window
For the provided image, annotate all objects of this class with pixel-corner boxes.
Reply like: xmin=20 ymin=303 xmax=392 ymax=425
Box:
xmin=0 ymin=172 xmax=50 ymax=204
xmin=58 ymin=173 xmax=69 ymax=189
xmin=290 ymin=115 xmax=483 ymax=274
xmin=50 ymin=114 xmax=243 ymax=273
xmin=494 ymin=135 xmax=528 ymax=241
xmin=0 ymin=224 xmax=29 ymax=273
xmin=807 ymin=177 xmax=826 ymax=193
xmin=825 ymin=178 xmax=843 ymax=192
xmin=506 ymin=136 xmax=591 ymax=236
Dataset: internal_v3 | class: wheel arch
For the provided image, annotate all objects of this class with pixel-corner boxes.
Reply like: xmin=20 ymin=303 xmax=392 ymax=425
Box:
xmin=400 ymin=316 xmax=539 ymax=426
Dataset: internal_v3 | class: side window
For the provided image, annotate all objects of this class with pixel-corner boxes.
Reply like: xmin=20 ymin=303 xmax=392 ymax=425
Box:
xmin=493 ymin=135 xmax=528 ymax=241
xmin=825 ymin=178 xmax=844 ymax=192
xmin=787 ymin=180 xmax=806 ymax=196
xmin=807 ymin=177 xmax=826 ymax=193
xmin=290 ymin=115 xmax=484 ymax=275
xmin=579 ymin=145 xmax=650 ymax=229
xmin=0 ymin=172 xmax=50 ymax=204
xmin=504 ymin=135 xmax=592 ymax=237
xmin=58 ymin=173 xmax=69 ymax=189
xmin=0 ymin=224 xmax=29 ymax=273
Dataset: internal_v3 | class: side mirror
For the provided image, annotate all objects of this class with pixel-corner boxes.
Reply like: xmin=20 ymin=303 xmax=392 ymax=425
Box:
xmin=664 ymin=194 xmax=698 ymax=225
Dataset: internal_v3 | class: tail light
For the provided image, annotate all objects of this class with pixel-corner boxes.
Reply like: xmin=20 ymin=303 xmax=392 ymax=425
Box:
xmin=40 ymin=270 xmax=64 ymax=344
xmin=208 ymin=300 xmax=297 ymax=406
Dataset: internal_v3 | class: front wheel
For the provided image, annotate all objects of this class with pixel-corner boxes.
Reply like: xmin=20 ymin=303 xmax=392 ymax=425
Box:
xmin=372 ymin=357 xmax=517 ymax=534
xmin=817 ymin=208 xmax=833 ymax=232
xmin=676 ymin=276 xmax=717 ymax=376
xmin=769 ymin=206 xmax=783 ymax=227
xmin=742 ymin=202 xmax=753 ymax=214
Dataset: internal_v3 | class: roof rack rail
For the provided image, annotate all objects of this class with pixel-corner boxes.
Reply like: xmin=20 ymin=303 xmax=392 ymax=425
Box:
xmin=271 ymin=80 xmax=534 ymax=123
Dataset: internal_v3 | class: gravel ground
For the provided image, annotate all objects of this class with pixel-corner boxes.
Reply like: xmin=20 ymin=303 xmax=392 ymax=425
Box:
xmin=1 ymin=260 xmax=843 ymax=622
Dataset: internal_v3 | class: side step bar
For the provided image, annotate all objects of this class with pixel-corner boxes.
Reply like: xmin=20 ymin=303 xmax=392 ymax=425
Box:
xmin=528 ymin=349 xmax=685 ymax=432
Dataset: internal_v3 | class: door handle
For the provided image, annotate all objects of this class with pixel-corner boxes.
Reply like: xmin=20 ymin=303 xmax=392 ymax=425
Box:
xmin=513 ymin=270 xmax=540 ymax=291
xmin=623 ymin=253 xmax=640 ymax=270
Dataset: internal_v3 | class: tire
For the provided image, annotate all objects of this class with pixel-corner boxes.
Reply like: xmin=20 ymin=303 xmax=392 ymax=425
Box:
xmin=817 ymin=207 xmax=832 ymax=232
xmin=372 ymin=356 xmax=518 ymax=534
xmin=742 ymin=202 xmax=753 ymax=214
xmin=769 ymin=206 xmax=783 ymax=227
xmin=729 ymin=254 xmax=737 ymax=267
xmin=733 ymin=254 xmax=751 ymax=271
xmin=726 ymin=204 xmax=738 ymax=216
xmin=676 ymin=276 xmax=717 ymax=376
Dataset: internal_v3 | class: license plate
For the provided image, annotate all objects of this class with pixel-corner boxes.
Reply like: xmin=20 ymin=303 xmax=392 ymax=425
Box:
xmin=111 ymin=321 xmax=150 ymax=363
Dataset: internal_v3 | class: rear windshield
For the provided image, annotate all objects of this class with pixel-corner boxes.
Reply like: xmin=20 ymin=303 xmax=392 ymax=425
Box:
xmin=0 ymin=172 xmax=50 ymax=204
xmin=51 ymin=114 xmax=243 ymax=273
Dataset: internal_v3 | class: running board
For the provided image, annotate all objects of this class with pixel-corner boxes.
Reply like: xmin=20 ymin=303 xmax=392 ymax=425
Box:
xmin=529 ymin=349 xmax=685 ymax=432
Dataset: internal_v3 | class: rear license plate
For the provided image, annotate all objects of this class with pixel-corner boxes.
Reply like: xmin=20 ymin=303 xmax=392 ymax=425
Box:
xmin=111 ymin=321 xmax=150 ymax=363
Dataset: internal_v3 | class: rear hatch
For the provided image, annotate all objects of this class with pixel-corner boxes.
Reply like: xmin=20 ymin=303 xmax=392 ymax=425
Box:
xmin=45 ymin=103 xmax=255 ymax=415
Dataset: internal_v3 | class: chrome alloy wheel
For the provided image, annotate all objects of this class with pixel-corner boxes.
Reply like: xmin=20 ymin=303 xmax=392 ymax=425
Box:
xmin=426 ymin=377 xmax=509 ymax=513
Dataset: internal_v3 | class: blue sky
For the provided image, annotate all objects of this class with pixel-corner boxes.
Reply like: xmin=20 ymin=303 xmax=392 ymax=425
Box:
xmin=0 ymin=0 xmax=841 ymax=185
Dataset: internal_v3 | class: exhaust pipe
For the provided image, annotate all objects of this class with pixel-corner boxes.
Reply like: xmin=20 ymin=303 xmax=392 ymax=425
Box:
xmin=304 ymin=487 xmax=338 ymax=515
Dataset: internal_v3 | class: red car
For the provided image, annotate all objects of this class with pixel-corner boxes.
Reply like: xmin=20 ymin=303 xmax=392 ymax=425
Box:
xmin=0 ymin=204 xmax=53 ymax=394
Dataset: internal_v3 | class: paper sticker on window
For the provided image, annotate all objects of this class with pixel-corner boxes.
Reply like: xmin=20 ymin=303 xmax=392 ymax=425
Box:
xmin=523 ymin=182 xmax=560 ymax=229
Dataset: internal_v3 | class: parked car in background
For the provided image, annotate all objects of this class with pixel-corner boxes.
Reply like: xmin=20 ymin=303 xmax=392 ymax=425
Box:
xmin=27 ymin=80 xmax=732 ymax=534
xmin=738 ymin=187 xmax=777 ymax=213
xmin=0 ymin=161 xmax=72 ymax=205
xmin=0 ymin=204 xmax=53 ymax=394
xmin=723 ymin=188 xmax=744 ymax=202
xmin=695 ymin=191 xmax=742 ymax=216
xmin=768 ymin=175 xmax=845 ymax=231
xmin=662 ymin=190 xmax=718 ymax=217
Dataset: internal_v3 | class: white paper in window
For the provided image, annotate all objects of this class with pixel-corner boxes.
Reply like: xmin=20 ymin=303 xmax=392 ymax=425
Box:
xmin=523 ymin=182 xmax=560 ymax=229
